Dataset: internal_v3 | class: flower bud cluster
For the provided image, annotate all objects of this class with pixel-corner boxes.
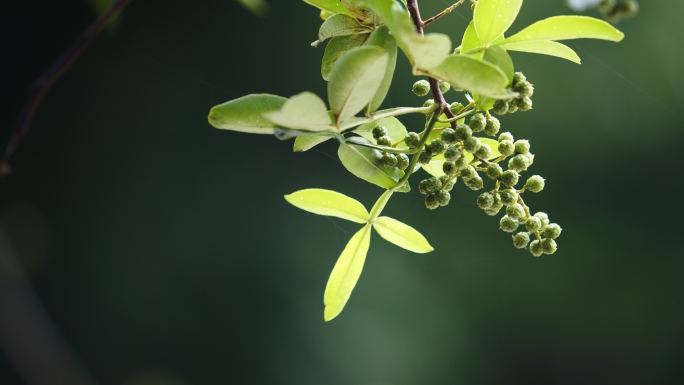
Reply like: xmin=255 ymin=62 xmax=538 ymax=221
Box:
xmin=372 ymin=125 xmax=410 ymax=171
xmin=596 ymin=0 xmax=638 ymax=23
xmin=492 ymin=72 xmax=534 ymax=115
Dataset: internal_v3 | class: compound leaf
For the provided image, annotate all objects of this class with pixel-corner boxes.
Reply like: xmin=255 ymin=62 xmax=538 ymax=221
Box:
xmin=263 ymin=92 xmax=336 ymax=131
xmin=473 ymin=0 xmax=522 ymax=45
xmin=322 ymin=33 xmax=371 ymax=81
xmin=373 ymin=216 xmax=433 ymax=253
xmin=338 ymin=137 xmax=409 ymax=192
xmin=499 ymin=16 xmax=624 ymax=44
xmin=208 ymin=94 xmax=287 ymax=134
xmin=365 ymin=26 xmax=398 ymax=114
xmin=499 ymin=40 xmax=581 ymax=63
xmin=285 ymin=189 xmax=370 ymax=223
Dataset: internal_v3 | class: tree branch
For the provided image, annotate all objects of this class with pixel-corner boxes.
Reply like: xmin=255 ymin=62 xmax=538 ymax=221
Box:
xmin=423 ymin=1 xmax=466 ymax=27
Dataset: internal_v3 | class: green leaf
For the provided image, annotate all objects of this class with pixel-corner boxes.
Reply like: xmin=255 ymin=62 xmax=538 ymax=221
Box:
xmin=340 ymin=0 xmax=377 ymax=25
xmin=321 ymin=34 xmax=370 ymax=81
xmin=328 ymin=46 xmax=389 ymax=123
xmin=424 ymin=55 xmax=512 ymax=99
xmin=316 ymin=14 xmax=370 ymax=46
xmin=262 ymin=92 xmax=336 ymax=131
xmin=365 ymin=26 xmax=398 ymax=114
xmin=294 ymin=135 xmax=333 ymax=152
xmin=324 ymin=224 xmax=372 ymax=321
xmin=354 ymin=117 xmax=407 ymax=147
xmin=373 ymin=216 xmax=433 ymax=253
xmin=499 ymin=16 xmax=625 ymax=44
xmin=500 ymin=40 xmax=580 ymax=64
xmin=208 ymin=94 xmax=287 ymax=134
xmin=473 ymin=0 xmax=522 ymax=45
xmin=285 ymin=189 xmax=370 ymax=223
xmin=461 ymin=21 xmax=482 ymax=55
xmin=338 ymin=137 xmax=409 ymax=192
xmin=482 ymin=46 xmax=514 ymax=82
xmin=303 ymin=0 xmax=353 ymax=17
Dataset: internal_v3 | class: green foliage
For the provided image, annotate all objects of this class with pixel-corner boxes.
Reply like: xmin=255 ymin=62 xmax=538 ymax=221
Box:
xmin=209 ymin=0 xmax=626 ymax=321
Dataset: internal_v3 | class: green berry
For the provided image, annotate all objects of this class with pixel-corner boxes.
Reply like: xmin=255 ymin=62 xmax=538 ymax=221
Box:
xmin=418 ymin=179 xmax=431 ymax=195
xmin=377 ymin=136 xmax=392 ymax=147
xmin=439 ymin=176 xmax=456 ymax=191
xmin=597 ymin=0 xmax=617 ymax=14
xmin=441 ymin=128 xmax=458 ymax=144
xmin=474 ymin=143 xmax=492 ymax=160
xmin=418 ymin=150 xmax=432 ymax=164
xmin=529 ymin=240 xmax=543 ymax=257
xmin=507 ymin=102 xmax=518 ymax=114
xmin=453 ymin=156 xmax=468 ymax=170
xmin=464 ymin=175 xmax=484 ymax=191
xmin=439 ymin=81 xmax=451 ymax=94
xmin=498 ymin=132 xmax=514 ymax=143
xmin=423 ymin=99 xmax=435 ymax=109
xmin=425 ymin=193 xmax=439 ymax=210
xmin=443 ymin=161 xmax=458 ymax=176
xmin=499 ymin=189 xmax=518 ymax=206
xmin=484 ymin=116 xmax=500 ymax=136
xmin=372 ymin=126 xmax=388 ymax=139
xmin=492 ymin=99 xmax=509 ymax=115
xmin=542 ymin=223 xmax=562 ymax=239
xmin=412 ymin=80 xmax=430 ymax=96
xmin=525 ymin=217 xmax=542 ymax=232
xmin=501 ymin=170 xmax=519 ymax=187
xmin=541 ymin=238 xmax=557 ymax=254
xmin=450 ymin=102 xmax=464 ymax=115
xmin=444 ymin=146 xmax=461 ymax=161
xmin=429 ymin=139 xmax=446 ymax=155
xmin=498 ymin=140 xmax=515 ymax=157
xmin=486 ymin=163 xmax=503 ymax=180
xmin=506 ymin=203 xmax=525 ymax=220
xmin=512 ymin=72 xmax=527 ymax=88
xmin=524 ymin=153 xmax=535 ymax=168
xmin=459 ymin=165 xmax=477 ymax=179
xmin=485 ymin=195 xmax=503 ymax=216
xmin=436 ymin=190 xmax=451 ymax=206
xmin=405 ymin=132 xmax=420 ymax=149
xmin=454 ymin=124 xmax=472 ymax=141
xmin=381 ymin=153 xmax=397 ymax=168
xmin=396 ymin=153 xmax=410 ymax=170
xmin=477 ymin=192 xmax=495 ymax=209
xmin=618 ymin=0 xmax=639 ymax=18
xmin=500 ymin=215 xmax=519 ymax=233
xmin=463 ymin=136 xmax=481 ymax=154
xmin=514 ymin=140 xmax=530 ymax=155
xmin=514 ymin=81 xmax=534 ymax=97
xmin=525 ymin=175 xmax=545 ymax=193
xmin=508 ymin=154 xmax=529 ymax=172
xmin=534 ymin=212 xmax=550 ymax=227
xmin=513 ymin=232 xmax=530 ymax=249
xmin=516 ymin=96 xmax=533 ymax=111
xmin=469 ymin=114 xmax=486 ymax=132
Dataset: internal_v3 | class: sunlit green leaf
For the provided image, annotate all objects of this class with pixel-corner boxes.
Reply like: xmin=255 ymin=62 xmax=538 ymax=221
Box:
xmin=324 ymin=224 xmax=372 ymax=321
xmin=483 ymin=46 xmax=514 ymax=81
xmin=338 ymin=137 xmax=409 ymax=192
xmin=473 ymin=0 xmax=522 ymax=45
xmin=208 ymin=94 xmax=287 ymax=134
xmin=373 ymin=216 xmax=433 ymax=253
xmin=340 ymin=0 xmax=378 ymax=25
xmin=262 ymin=92 xmax=336 ymax=131
xmin=284 ymin=189 xmax=370 ymax=223
xmin=461 ymin=21 xmax=483 ymax=55
xmin=500 ymin=40 xmax=581 ymax=64
xmin=354 ymin=117 xmax=407 ymax=147
xmin=317 ymin=14 xmax=370 ymax=46
xmin=365 ymin=26 xmax=398 ymax=114
xmin=424 ymin=55 xmax=512 ymax=99
xmin=329 ymin=46 xmax=389 ymax=123
xmin=321 ymin=34 xmax=370 ymax=81
xmin=294 ymin=135 xmax=333 ymax=152
xmin=303 ymin=0 xmax=353 ymax=16
xmin=499 ymin=16 xmax=624 ymax=44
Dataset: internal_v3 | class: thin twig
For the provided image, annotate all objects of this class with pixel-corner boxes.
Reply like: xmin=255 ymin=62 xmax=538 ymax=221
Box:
xmin=1 ymin=0 xmax=134 ymax=179
xmin=422 ymin=0 xmax=466 ymax=27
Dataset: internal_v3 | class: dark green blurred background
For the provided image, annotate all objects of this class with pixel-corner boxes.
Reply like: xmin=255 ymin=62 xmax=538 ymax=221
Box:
xmin=1 ymin=1 xmax=683 ymax=384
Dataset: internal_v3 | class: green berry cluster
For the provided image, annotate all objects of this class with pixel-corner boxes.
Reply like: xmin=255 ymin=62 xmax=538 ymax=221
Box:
xmin=372 ymin=125 xmax=410 ymax=171
xmin=492 ymin=72 xmax=533 ymax=115
xmin=597 ymin=0 xmax=638 ymax=23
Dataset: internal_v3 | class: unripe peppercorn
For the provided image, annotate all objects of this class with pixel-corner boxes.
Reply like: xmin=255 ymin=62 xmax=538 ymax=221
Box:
xmin=484 ymin=116 xmax=500 ymax=136
xmin=474 ymin=143 xmax=492 ymax=160
xmin=525 ymin=175 xmax=545 ymax=193
xmin=498 ymin=140 xmax=515 ymax=157
xmin=498 ymin=132 xmax=514 ymax=143
xmin=477 ymin=192 xmax=495 ymax=209
xmin=459 ymin=165 xmax=476 ymax=180
xmin=542 ymin=223 xmax=562 ymax=239
xmin=597 ymin=0 xmax=616 ymax=14
xmin=464 ymin=175 xmax=484 ymax=191
xmin=444 ymin=146 xmax=461 ymax=161
xmin=439 ymin=176 xmax=456 ymax=191
xmin=455 ymin=124 xmax=472 ymax=141
xmin=506 ymin=203 xmax=525 ymax=220
xmin=514 ymin=140 xmax=530 ymax=155
xmin=429 ymin=139 xmax=446 ymax=155
xmin=372 ymin=126 xmax=388 ymax=139
xmin=469 ymin=114 xmax=486 ymax=132
xmin=513 ymin=232 xmax=530 ymax=249
xmin=501 ymin=170 xmax=519 ymax=187
xmin=412 ymin=80 xmax=430 ymax=96
xmin=425 ymin=193 xmax=439 ymax=210
xmin=529 ymin=240 xmax=543 ymax=257
xmin=418 ymin=150 xmax=432 ymax=164
xmin=484 ymin=195 xmax=503 ymax=216
xmin=450 ymin=102 xmax=464 ymax=115
xmin=514 ymin=81 xmax=534 ymax=97
xmin=423 ymin=99 xmax=435 ymax=109
xmin=436 ymin=190 xmax=451 ymax=206
xmin=405 ymin=132 xmax=420 ymax=149
xmin=508 ymin=154 xmax=529 ymax=172
xmin=500 ymin=215 xmax=519 ymax=233
xmin=441 ymin=128 xmax=458 ymax=144
xmin=381 ymin=153 xmax=397 ymax=168
xmin=499 ymin=188 xmax=518 ymax=206
xmin=525 ymin=217 xmax=542 ymax=232
xmin=396 ymin=153 xmax=410 ymax=170
xmin=524 ymin=153 xmax=535 ymax=168
xmin=443 ymin=161 xmax=458 ymax=176
xmin=376 ymin=136 xmax=392 ymax=147
xmin=464 ymin=136 xmax=482 ymax=153
xmin=453 ymin=156 xmax=468 ymax=170
xmin=492 ymin=99 xmax=509 ymax=115
xmin=439 ymin=81 xmax=451 ymax=94
xmin=418 ymin=179 xmax=431 ymax=195
xmin=512 ymin=72 xmax=526 ymax=88
xmin=534 ymin=212 xmax=550 ymax=227
xmin=541 ymin=238 xmax=557 ymax=254
xmin=427 ymin=177 xmax=442 ymax=192
xmin=507 ymin=102 xmax=518 ymax=114
xmin=486 ymin=163 xmax=503 ymax=180
xmin=619 ymin=0 xmax=639 ymax=18
xmin=516 ymin=96 xmax=533 ymax=111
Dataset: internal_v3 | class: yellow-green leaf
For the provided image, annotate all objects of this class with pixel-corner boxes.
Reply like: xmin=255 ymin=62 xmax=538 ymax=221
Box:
xmin=303 ymin=0 xmax=353 ymax=17
xmin=424 ymin=55 xmax=512 ymax=99
xmin=285 ymin=189 xmax=370 ymax=223
xmin=499 ymin=40 xmax=581 ymax=64
xmin=373 ymin=216 xmax=433 ymax=253
xmin=500 ymin=16 xmax=624 ymax=44
xmin=208 ymin=94 xmax=287 ymax=134
xmin=324 ymin=224 xmax=372 ymax=321
xmin=262 ymin=92 xmax=336 ymax=132
xmin=293 ymin=135 xmax=333 ymax=152
xmin=473 ymin=0 xmax=522 ymax=45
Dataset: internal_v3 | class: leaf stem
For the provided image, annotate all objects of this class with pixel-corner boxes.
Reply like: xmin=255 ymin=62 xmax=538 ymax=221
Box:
xmin=344 ymin=140 xmax=417 ymax=154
